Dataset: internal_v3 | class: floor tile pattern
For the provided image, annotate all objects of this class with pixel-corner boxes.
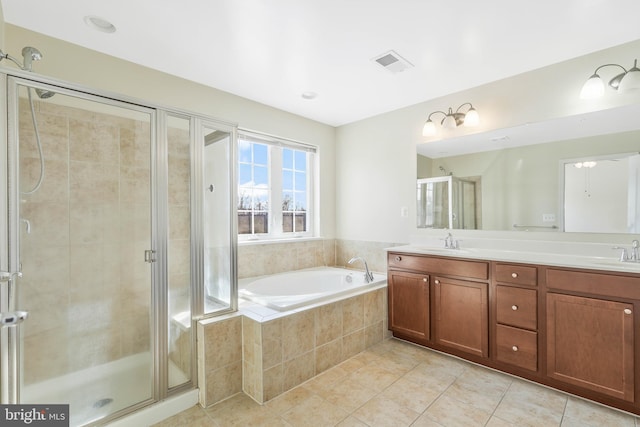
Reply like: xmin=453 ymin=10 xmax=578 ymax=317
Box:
xmin=153 ymin=338 xmax=640 ymax=426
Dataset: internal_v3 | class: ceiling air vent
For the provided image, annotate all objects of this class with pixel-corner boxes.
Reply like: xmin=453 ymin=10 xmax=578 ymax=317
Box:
xmin=372 ymin=50 xmax=414 ymax=73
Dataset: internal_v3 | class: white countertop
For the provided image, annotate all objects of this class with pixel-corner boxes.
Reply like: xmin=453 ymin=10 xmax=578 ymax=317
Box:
xmin=387 ymin=243 xmax=640 ymax=275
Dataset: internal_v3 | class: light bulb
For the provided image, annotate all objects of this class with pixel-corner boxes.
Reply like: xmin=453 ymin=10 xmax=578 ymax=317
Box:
xmin=442 ymin=114 xmax=457 ymax=129
xmin=422 ymin=120 xmax=436 ymax=136
xmin=580 ymin=74 xmax=604 ymax=99
xmin=618 ymin=60 xmax=640 ymax=93
xmin=463 ymin=108 xmax=479 ymax=127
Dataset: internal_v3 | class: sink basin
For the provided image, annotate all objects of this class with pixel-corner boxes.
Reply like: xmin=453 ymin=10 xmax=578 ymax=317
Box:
xmin=412 ymin=247 xmax=475 ymax=255
xmin=590 ymin=259 xmax=640 ymax=271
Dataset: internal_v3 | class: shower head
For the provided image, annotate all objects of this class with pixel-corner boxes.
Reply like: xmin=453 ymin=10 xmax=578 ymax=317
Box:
xmin=21 ymin=46 xmax=43 ymax=71
xmin=35 ymin=88 xmax=55 ymax=99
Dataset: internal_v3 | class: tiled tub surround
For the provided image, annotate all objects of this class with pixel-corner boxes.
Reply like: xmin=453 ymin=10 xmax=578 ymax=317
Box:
xmin=242 ymin=285 xmax=389 ymax=404
xmin=238 ymin=238 xmax=404 ymax=279
xmin=196 ymin=285 xmax=389 ymax=407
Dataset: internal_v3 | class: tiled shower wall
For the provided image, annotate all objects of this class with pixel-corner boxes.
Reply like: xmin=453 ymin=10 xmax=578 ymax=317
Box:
xmin=19 ymin=97 xmax=152 ymax=384
xmin=18 ymin=97 xmax=192 ymax=384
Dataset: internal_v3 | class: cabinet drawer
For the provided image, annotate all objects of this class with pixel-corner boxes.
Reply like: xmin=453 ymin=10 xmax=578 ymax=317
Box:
xmin=495 ymin=263 xmax=537 ymax=286
xmin=496 ymin=286 xmax=537 ymax=330
xmin=546 ymin=268 xmax=640 ymax=300
xmin=388 ymin=253 xmax=488 ymax=280
xmin=496 ymin=324 xmax=537 ymax=372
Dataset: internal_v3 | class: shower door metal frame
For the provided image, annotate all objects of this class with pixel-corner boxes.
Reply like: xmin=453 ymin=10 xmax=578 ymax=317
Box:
xmin=3 ymin=73 xmax=162 ymax=416
xmin=1 ymin=67 xmax=239 ymax=420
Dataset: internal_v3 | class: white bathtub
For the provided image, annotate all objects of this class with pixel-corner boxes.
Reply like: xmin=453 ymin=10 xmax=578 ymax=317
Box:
xmin=239 ymin=267 xmax=387 ymax=311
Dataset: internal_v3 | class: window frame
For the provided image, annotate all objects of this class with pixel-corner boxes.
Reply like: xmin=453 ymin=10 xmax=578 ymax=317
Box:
xmin=237 ymin=130 xmax=317 ymax=241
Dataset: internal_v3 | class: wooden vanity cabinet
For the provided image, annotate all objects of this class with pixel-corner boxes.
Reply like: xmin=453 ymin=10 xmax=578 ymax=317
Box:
xmin=434 ymin=276 xmax=488 ymax=358
xmin=387 ymin=251 xmax=640 ymax=415
xmin=387 ymin=252 xmax=489 ymax=358
xmin=493 ymin=262 xmax=539 ymax=372
xmin=387 ymin=270 xmax=430 ymax=344
xmin=546 ymin=269 xmax=636 ymax=403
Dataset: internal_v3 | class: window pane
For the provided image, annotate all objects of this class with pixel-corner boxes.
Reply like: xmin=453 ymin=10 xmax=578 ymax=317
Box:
xmin=282 ymin=170 xmax=293 ymax=190
xmin=254 ymin=165 xmax=268 ymax=187
xmin=238 ymin=190 xmax=251 ymax=210
xmin=294 ymin=172 xmax=306 ymax=191
xmin=294 ymin=151 xmax=306 ymax=169
xmin=239 ymin=140 xmax=252 ymax=162
xmin=254 ymin=189 xmax=269 ymax=210
xmin=239 ymin=164 xmax=252 ymax=186
xmin=295 ymin=192 xmax=307 ymax=211
xmin=282 ymin=191 xmax=293 ymax=211
xmin=283 ymin=148 xmax=293 ymax=169
xmin=253 ymin=143 xmax=268 ymax=165
xmin=295 ymin=212 xmax=307 ymax=232
xmin=254 ymin=212 xmax=269 ymax=233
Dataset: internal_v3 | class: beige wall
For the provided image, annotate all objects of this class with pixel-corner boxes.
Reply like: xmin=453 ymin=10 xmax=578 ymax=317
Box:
xmin=0 ymin=3 xmax=5 ymax=49
xmin=336 ymin=38 xmax=640 ymax=245
xmin=5 ymin=24 xmax=337 ymax=239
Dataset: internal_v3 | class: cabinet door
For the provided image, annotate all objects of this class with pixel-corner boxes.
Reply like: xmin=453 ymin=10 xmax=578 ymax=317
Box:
xmin=434 ymin=277 xmax=488 ymax=358
xmin=547 ymin=293 xmax=634 ymax=402
xmin=388 ymin=270 xmax=430 ymax=343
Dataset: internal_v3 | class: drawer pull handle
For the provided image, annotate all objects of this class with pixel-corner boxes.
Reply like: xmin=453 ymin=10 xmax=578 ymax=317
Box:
xmin=624 ymin=308 xmax=632 ymax=315
xmin=435 ymin=279 xmax=440 ymax=285
xmin=512 ymin=346 xmax=519 ymax=352
xmin=395 ymin=256 xmax=402 ymax=262
xmin=511 ymin=305 xmax=518 ymax=311
xmin=423 ymin=278 xmax=428 ymax=282
xmin=511 ymin=272 xmax=518 ymax=278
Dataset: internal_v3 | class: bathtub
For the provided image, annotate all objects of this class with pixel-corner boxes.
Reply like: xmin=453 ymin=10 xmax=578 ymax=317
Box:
xmin=239 ymin=267 xmax=387 ymax=311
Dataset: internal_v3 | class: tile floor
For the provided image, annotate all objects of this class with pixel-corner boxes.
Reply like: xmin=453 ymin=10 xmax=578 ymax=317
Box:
xmin=153 ymin=338 xmax=640 ymax=426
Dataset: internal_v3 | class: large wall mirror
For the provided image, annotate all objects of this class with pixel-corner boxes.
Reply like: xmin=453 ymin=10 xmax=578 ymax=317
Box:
xmin=417 ymin=103 xmax=640 ymax=234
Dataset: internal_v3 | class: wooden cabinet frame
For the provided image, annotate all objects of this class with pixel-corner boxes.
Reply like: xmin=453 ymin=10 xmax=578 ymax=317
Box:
xmin=387 ymin=251 xmax=640 ymax=416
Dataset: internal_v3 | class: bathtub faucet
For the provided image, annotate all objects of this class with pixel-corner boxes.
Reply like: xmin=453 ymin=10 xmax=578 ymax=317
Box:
xmin=348 ymin=257 xmax=374 ymax=283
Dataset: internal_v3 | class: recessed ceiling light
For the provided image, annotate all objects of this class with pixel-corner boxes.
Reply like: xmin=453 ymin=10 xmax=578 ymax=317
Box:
xmin=84 ymin=15 xmax=116 ymax=34
xmin=301 ymin=91 xmax=318 ymax=100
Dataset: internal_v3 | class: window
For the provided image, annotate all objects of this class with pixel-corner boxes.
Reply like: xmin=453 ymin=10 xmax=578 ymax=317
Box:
xmin=238 ymin=132 xmax=316 ymax=240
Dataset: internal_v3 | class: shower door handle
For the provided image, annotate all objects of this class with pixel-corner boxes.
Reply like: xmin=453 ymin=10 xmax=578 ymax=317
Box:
xmin=144 ymin=250 xmax=156 ymax=263
xmin=0 ymin=311 xmax=28 ymax=327
xmin=0 ymin=271 xmax=22 ymax=282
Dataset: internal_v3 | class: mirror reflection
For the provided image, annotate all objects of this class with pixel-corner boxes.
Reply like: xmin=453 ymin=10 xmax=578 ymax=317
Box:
xmin=417 ymin=104 xmax=640 ymax=233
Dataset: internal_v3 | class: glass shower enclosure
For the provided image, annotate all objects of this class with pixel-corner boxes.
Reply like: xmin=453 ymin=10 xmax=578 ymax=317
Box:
xmin=0 ymin=70 xmax=236 ymax=426
xmin=417 ymin=176 xmax=478 ymax=229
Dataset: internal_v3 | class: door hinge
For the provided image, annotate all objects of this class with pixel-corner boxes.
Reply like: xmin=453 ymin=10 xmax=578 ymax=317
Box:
xmin=144 ymin=250 xmax=157 ymax=263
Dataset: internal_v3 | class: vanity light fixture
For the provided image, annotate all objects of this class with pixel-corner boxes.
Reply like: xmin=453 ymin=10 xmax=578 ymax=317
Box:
xmin=580 ymin=59 xmax=640 ymax=99
xmin=422 ymin=103 xmax=479 ymax=137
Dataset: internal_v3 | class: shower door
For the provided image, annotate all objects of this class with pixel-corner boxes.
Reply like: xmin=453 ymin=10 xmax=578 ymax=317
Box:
xmin=3 ymin=76 xmax=157 ymax=425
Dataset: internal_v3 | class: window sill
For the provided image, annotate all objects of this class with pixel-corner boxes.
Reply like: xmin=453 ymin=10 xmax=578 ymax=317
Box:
xmin=238 ymin=236 xmax=325 ymax=246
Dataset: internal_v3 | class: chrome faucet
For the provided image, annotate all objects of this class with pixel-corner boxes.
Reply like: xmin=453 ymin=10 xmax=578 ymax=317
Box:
xmin=632 ymin=239 xmax=639 ymax=261
xmin=612 ymin=239 xmax=640 ymax=262
xmin=443 ymin=232 xmax=460 ymax=249
xmin=348 ymin=257 xmax=374 ymax=283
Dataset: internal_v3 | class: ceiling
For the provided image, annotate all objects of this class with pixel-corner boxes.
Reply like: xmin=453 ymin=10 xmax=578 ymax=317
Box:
xmin=3 ymin=0 xmax=640 ymax=126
